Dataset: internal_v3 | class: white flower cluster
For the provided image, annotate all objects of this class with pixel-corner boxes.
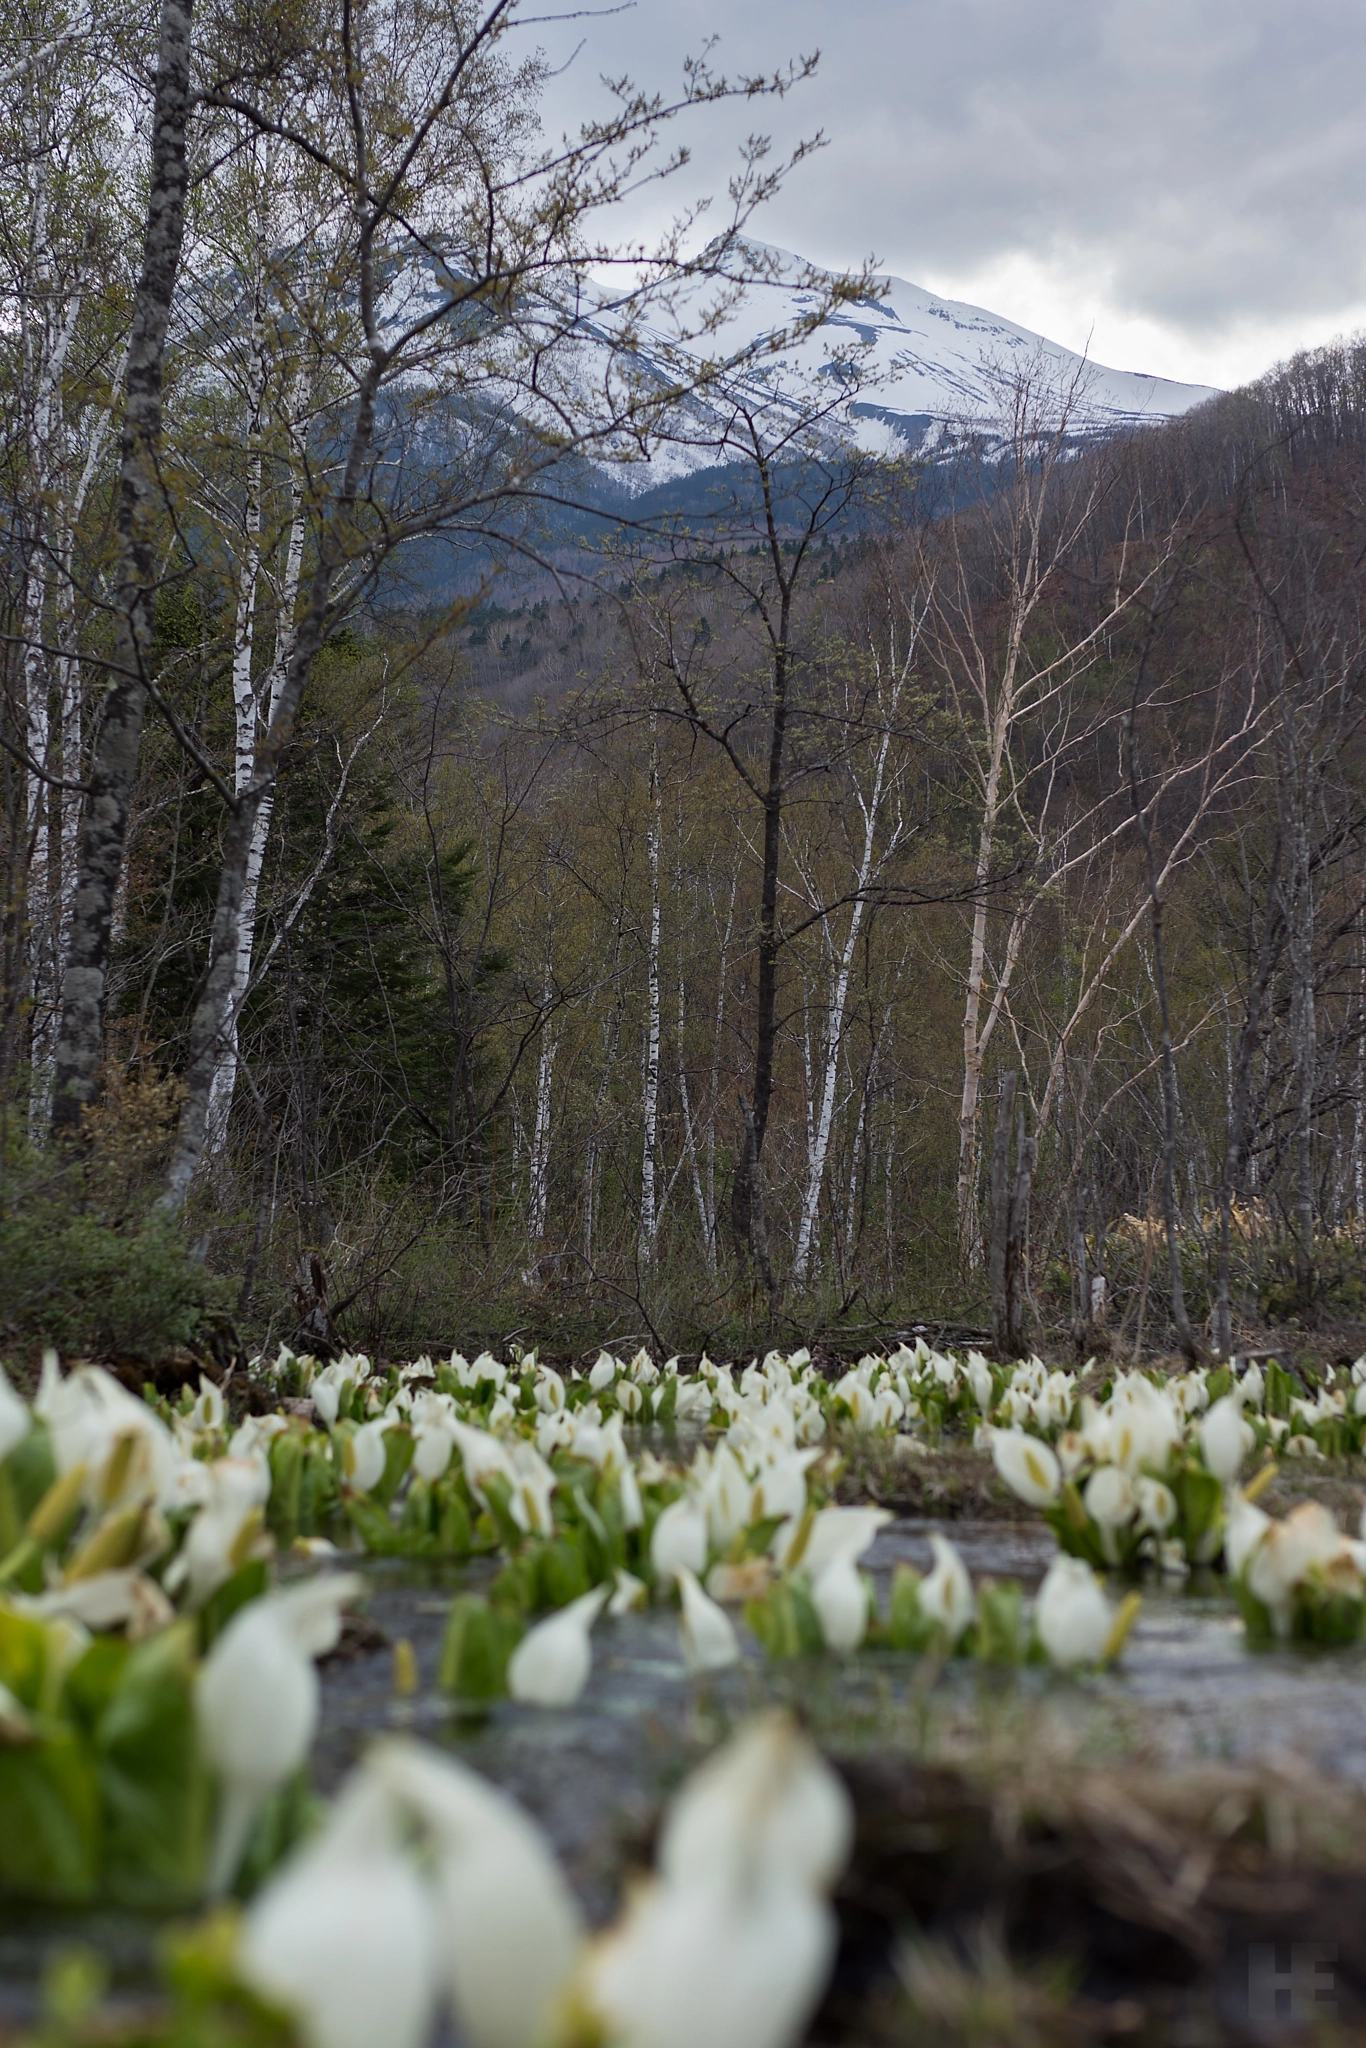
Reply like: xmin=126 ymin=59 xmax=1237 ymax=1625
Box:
xmin=236 ymin=1712 xmax=851 ymax=2048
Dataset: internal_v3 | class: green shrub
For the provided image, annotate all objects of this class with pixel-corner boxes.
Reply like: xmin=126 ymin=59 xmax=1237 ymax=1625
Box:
xmin=0 ymin=1091 xmax=233 ymax=1364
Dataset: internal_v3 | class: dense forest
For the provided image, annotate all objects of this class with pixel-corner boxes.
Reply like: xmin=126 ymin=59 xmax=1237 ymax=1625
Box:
xmin=5 ymin=0 xmax=1366 ymax=1363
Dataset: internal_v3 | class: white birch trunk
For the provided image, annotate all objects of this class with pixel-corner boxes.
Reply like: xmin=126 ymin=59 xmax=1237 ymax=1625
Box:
xmin=203 ymin=430 xmax=305 ymax=1156
xmin=527 ymin=998 xmax=555 ymax=1243
xmin=676 ymin=968 xmax=714 ymax=1272
xmin=22 ymin=152 xmax=83 ymax=1134
xmin=792 ymin=667 xmax=902 ymax=1282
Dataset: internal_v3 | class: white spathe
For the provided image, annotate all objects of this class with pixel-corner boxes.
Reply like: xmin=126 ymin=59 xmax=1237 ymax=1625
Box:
xmin=650 ymin=1497 xmax=708 ymax=1581
xmin=1032 ymin=1555 xmax=1114 ymax=1668
xmin=239 ymin=1771 xmax=439 ymax=2048
xmin=918 ymin=1533 xmax=975 ymax=1645
xmin=676 ymin=1565 xmax=741 ymax=1673
xmin=587 ymin=1868 xmax=835 ymax=2048
xmin=989 ymin=1429 xmax=1061 ymax=1507
xmin=586 ymin=1712 xmax=850 ymax=2048
xmin=811 ymin=1555 xmax=870 ymax=1655
xmin=1199 ymin=1396 xmax=1254 ymax=1483
xmin=660 ymin=1711 xmax=852 ymax=1898
xmin=197 ymin=1575 xmax=360 ymax=1892
xmin=372 ymin=1738 xmax=585 ymax=2048
xmin=507 ymin=1586 xmax=609 ymax=1708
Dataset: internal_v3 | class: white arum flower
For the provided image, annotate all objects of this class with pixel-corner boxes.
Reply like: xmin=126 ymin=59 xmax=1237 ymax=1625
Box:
xmin=1245 ymin=1501 xmax=1356 ymax=1637
xmin=589 ymin=1873 xmax=832 ymax=2048
xmin=448 ymin=1420 xmax=514 ymax=1495
xmin=784 ymin=1504 xmax=891 ymax=1576
xmin=1224 ymin=1489 xmax=1272 ymax=1577
xmin=373 ymin=1738 xmax=584 ymax=2048
xmin=990 ymin=1429 xmax=1061 ymax=1507
xmin=1056 ymin=1430 xmax=1088 ymax=1479
xmin=918 ymin=1533 xmax=975 ymax=1645
xmin=0 ymin=1367 xmax=32 ymax=1465
xmin=1083 ymin=1466 xmax=1136 ymax=1530
xmin=533 ymin=1367 xmax=566 ymax=1415
xmin=811 ymin=1556 xmax=870 ymax=1654
xmin=1237 ymin=1363 xmax=1265 ymax=1409
xmin=750 ymin=1450 xmax=818 ymax=1528
xmin=703 ymin=1445 xmax=753 ymax=1549
xmin=872 ymin=1387 xmax=905 ymax=1429
xmin=617 ymin=1379 xmax=645 ymax=1418
xmin=412 ymin=1418 xmax=456 ymax=1480
xmin=1032 ymin=1555 xmax=1117 ymax=1669
xmin=185 ymin=1375 xmax=225 ymax=1432
xmin=229 ymin=1413 xmax=288 ymax=1461
xmin=661 ymin=1711 xmax=852 ymax=1894
xmin=1199 ymin=1396 xmax=1254 ymax=1483
xmin=588 ymin=1352 xmax=619 ymax=1392
xmin=609 ymin=1569 xmax=648 ymax=1617
xmin=36 ymin=1358 xmax=177 ymax=1509
xmin=586 ymin=1715 xmax=850 ymax=2048
xmin=1034 ymin=1372 xmax=1075 ymax=1429
xmin=342 ymin=1418 xmax=390 ymax=1494
xmin=198 ymin=1575 xmax=360 ymax=1892
xmin=506 ymin=1443 xmax=557 ymax=1535
xmin=964 ymin=1352 xmax=994 ymax=1412
xmin=673 ymin=1379 xmax=713 ymax=1424
xmin=165 ymin=1457 xmax=271 ymax=1607
xmin=676 ymin=1566 xmax=741 ymax=1672
xmin=239 ymin=1768 xmax=439 ymax=2048
xmin=1107 ymin=1376 xmax=1182 ymax=1474
xmin=651 ymin=1497 xmax=708 ymax=1581
xmin=508 ymin=1587 xmax=610 ymax=1708
xmin=1133 ymin=1475 xmax=1177 ymax=1535
xmin=21 ymin=1567 xmax=174 ymax=1639
xmin=627 ymin=1349 xmax=660 ymax=1386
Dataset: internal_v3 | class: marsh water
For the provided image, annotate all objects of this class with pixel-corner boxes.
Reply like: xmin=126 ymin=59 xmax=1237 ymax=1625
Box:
xmin=6 ymin=1515 xmax=1366 ymax=2021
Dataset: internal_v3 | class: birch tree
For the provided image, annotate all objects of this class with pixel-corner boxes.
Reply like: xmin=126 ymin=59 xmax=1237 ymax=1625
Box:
xmin=159 ymin=0 xmax=851 ymax=1209
xmin=925 ymin=355 xmax=1169 ymax=1268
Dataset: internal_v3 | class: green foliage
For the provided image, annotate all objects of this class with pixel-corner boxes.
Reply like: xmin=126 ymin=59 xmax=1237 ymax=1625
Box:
xmin=0 ymin=1612 xmax=209 ymax=1909
xmin=0 ymin=1125 xmax=230 ymax=1363
xmin=744 ymin=1578 xmax=826 ymax=1658
xmin=438 ymin=1594 xmax=523 ymax=1701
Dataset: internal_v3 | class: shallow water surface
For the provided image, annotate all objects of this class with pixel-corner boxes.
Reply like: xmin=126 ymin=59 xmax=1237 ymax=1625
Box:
xmin=5 ymin=1516 xmax=1366 ymax=2020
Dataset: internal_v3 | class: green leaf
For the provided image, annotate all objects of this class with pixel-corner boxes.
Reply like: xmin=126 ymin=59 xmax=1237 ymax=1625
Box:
xmin=534 ymin=1535 xmax=594 ymax=1609
xmin=371 ymin=1427 xmax=415 ymax=1508
xmin=0 ymin=1730 xmax=100 ymax=1903
xmin=97 ymin=1621 xmax=208 ymax=1907
xmin=1172 ymin=1460 xmax=1223 ymax=1554
xmin=655 ymin=1374 xmax=678 ymax=1426
xmin=63 ymin=1637 xmax=132 ymax=1733
xmin=479 ymin=1472 xmax=526 ymax=1552
xmin=1 ymin=1426 xmax=57 ymax=1532
xmin=974 ymin=1579 xmax=1025 ymax=1665
xmin=1041 ymin=1500 xmax=1108 ymax=1571
xmin=0 ymin=1603 xmax=56 ymax=1709
xmin=744 ymin=1580 xmax=825 ymax=1659
xmin=438 ymin=1596 xmax=523 ymax=1700
xmin=266 ymin=1432 xmax=305 ymax=1544
xmin=347 ymin=1492 xmax=407 ymax=1556
xmin=1265 ymin=1360 xmax=1295 ymax=1420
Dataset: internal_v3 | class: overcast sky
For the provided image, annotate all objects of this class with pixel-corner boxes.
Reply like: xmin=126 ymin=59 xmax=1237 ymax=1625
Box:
xmin=533 ymin=0 xmax=1366 ymax=393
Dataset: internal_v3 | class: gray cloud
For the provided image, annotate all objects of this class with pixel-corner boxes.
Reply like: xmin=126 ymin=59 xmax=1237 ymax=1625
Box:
xmin=533 ymin=0 xmax=1366 ymax=374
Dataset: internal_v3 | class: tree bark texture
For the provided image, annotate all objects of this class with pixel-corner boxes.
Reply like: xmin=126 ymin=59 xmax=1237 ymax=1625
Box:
xmin=51 ymin=0 xmax=195 ymax=1132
